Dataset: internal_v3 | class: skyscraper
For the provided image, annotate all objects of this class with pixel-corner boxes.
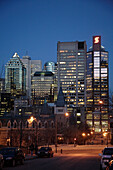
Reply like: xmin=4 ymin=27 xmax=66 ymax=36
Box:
xmin=57 ymin=41 xmax=87 ymax=113
xmin=5 ymin=52 xmax=26 ymax=96
xmin=86 ymin=36 xmax=109 ymax=132
xmin=21 ymin=56 xmax=42 ymax=99
xmin=31 ymin=60 xmax=42 ymax=76
xmin=21 ymin=56 xmax=31 ymax=98
xmin=31 ymin=71 xmax=56 ymax=104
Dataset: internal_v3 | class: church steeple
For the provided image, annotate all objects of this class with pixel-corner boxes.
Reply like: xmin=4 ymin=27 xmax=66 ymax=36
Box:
xmin=56 ymin=86 xmax=66 ymax=107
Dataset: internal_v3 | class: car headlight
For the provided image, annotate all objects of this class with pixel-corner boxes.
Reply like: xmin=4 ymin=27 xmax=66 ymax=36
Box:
xmin=6 ymin=157 xmax=13 ymax=160
xmin=103 ymin=159 xmax=109 ymax=163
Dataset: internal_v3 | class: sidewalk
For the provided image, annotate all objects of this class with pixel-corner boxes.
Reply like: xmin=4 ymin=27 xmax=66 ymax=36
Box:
xmin=24 ymin=144 xmax=113 ymax=160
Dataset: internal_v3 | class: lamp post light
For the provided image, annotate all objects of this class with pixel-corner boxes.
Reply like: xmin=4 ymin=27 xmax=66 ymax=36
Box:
xmin=99 ymin=100 xmax=103 ymax=132
xmin=28 ymin=116 xmax=38 ymax=154
xmin=82 ymin=133 xmax=86 ymax=145
xmin=55 ymin=114 xmax=58 ymax=153
xmin=103 ymin=131 xmax=110 ymax=147
xmin=65 ymin=112 xmax=69 ymax=128
xmin=55 ymin=112 xmax=69 ymax=153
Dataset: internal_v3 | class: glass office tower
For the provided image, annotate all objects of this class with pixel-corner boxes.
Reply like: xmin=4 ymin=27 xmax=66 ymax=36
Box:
xmin=31 ymin=71 xmax=56 ymax=104
xmin=57 ymin=41 xmax=87 ymax=112
xmin=5 ymin=53 xmax=26 ymax=96
xmin=86 ymin=36 xmax=109 ymax=132
xmin=21 ymin=56 xmax=42 ymax=99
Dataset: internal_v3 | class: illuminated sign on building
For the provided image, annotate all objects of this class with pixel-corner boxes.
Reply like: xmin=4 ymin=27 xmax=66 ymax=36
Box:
xmin=93 ymin=36 xmax=101 ymax=51
xmin=94 ymin=37 xmax=100 ymax=44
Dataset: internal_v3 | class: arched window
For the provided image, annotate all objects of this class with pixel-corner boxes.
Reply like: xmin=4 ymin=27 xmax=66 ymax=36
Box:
xmin=7 ymin=121 xmax=11 ymax=128
xmin=19 ymin=121 xmax=22 ymax=128
xmin=39 ymin=122 xmax=41 ymax=128
xmin=44 ymin=121 xmax=48 ymax=128
xmin=51 ymin=121 xmax=54 ymax=128
xmin=13 ymin=121 xmax=17 ymax=128
xmin=26 ymin=121 xmax=29 ymax=128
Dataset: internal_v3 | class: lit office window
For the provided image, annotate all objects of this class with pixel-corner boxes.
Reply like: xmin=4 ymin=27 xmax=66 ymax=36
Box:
xmin=101 ymin=68 xmax=107 ymax=73
xmin=94 ymin=57 xmax=100 ymax=67
xmin=94 ymin=51 xmax=100 ymax=56
xmin=94 ymin=69 xmax=100 ymax=79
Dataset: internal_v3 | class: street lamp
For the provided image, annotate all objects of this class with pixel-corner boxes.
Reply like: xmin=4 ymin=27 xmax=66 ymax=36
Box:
xmin=82 ymin=133 xmax=86 ymax=145
xmin=65 ymin=112 xmax=69 ymax=117
xmin=99 ymin=100 xmax=103 ymax=132
xmin=28 ymin=116 xmax=38 ymax=154
xmin=103 ymin=131 xmax=109 ymax=147
xmin=55 ymin=112 xmax=69 ymax=153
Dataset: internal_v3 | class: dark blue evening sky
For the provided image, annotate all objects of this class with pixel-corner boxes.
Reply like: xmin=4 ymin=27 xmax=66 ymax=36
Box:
xmin=0 ymin=0 xmax=113 ymax=91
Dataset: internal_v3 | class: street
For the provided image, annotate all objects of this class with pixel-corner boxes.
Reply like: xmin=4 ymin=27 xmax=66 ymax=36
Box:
xmin=3 ymin=145 xmax=102 ymax=170
xmin=3 ymin=155 xmax=100 ymax=170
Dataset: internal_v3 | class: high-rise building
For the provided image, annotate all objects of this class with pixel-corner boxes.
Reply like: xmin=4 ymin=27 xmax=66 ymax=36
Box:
xmin=86 ymin=36 xmax=109 ymax=132
xmin=21 ymin=57 xmax=42 ymax=99
xmin=57 ymin=41 xmax=87 ymax=114
xmin=5 ymin=53 xmax=26 ymax=96
xmin=21 ymin=56 xmax=31 ymax=98
xmin=31 ymin=71 xmax=57 ymax=104
xmin=0 ymin=78 xmax=5 ymax=93
xmin=31 ymin=60 xmax=42 ymax=76
xmin=44 ymin=61 xmax=57 ymax=74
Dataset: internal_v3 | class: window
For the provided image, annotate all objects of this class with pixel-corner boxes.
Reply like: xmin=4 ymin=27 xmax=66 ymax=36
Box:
xmin=39 ymin=122 xmax=41 ymax=128
xmin=58 ymin=109 xmax=63 ymax=112
xmin=7 ymin=121 xmax=11 ymax=128
xmin=13 ymin=121 xmax=17 ymax=128
xmin=94 ymin=51 xmax=100 ymax=56
xmin=101 ymin=68 xmax=107 ymax=73
xmin=94 ymin=57 xmax=100 ymax=67
xmin=78 ymin=42 xmax=84 ymax=49
xmin=94 ymin=69 xmax=100 ymax=79
xmin=45 ymin=122 xmax=48 ymax=128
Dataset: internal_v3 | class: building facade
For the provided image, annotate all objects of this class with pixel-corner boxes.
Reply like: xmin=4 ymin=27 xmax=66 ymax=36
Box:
xmin=57 ymin=41 xmax=87 ymax=117
xmin=21 ymin=56 xmax=42 ymax=99
xmin=5 ymin=53 xmax=26 ymax=96
xmin=31 ymin=71 xmax=56 ymax=104
xmin=21 ymin=56 xmax=31 ymax=99
xmin=0 ymin=78 xmax=5 ymax=93
xmin=31 ymin=60 xmax=42 ymax=76
xmin=86 ymin=36 xmax=109 ymax=132
xmin=44 ymin=61 xmax=57 ymax=74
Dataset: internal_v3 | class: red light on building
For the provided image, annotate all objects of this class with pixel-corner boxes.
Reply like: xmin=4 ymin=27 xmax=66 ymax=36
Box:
xmin=93 ymin=36 xmax=101 ymax=51
xmin=94 ymin=36 xmax=100 ymax=44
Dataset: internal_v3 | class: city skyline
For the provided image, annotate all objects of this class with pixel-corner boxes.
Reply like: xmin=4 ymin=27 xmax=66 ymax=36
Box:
xmin=0 ymin=0 xmax=113 ymax=91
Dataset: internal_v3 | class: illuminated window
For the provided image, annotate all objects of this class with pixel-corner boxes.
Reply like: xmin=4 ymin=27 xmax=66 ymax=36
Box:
xmin=101 ymin=74 xmax=107 ymax=79
xmin=94 ymin=57 xmax=100 ymax=67
xmin=77 ymin=113 xmax=81 ymax=116
xmin=94 ymin=69 xmax=100 ymax=79
xmin=101 ymin=68 xmax=107 ymax=73
xmin=94 ymin=51 xmax=100 ymax=56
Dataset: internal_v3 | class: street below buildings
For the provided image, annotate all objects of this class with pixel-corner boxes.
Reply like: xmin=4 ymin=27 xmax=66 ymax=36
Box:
xmin=3 ymin=154 xmax=100 ymax=170
xmin=3 ymin=144 xmax=105 ymax=170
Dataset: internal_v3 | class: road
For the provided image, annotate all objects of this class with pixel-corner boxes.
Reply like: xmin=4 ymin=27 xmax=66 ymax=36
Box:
xmin=3 ymin=153 xmax=100 ymax=170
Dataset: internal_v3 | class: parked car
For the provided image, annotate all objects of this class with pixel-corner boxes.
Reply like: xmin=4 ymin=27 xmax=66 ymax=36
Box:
xmin=99 ymin=147 xmax=113 ymax=170
xmin=0 ymin=154 xmax=4 ymax=170
xmin=105 ymin=159 xmax=113 ymax=170
xmin=37 ymin=147 xmax=53 ymax=158
xmin=0 ymin=147 xmax=25 ymax=167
